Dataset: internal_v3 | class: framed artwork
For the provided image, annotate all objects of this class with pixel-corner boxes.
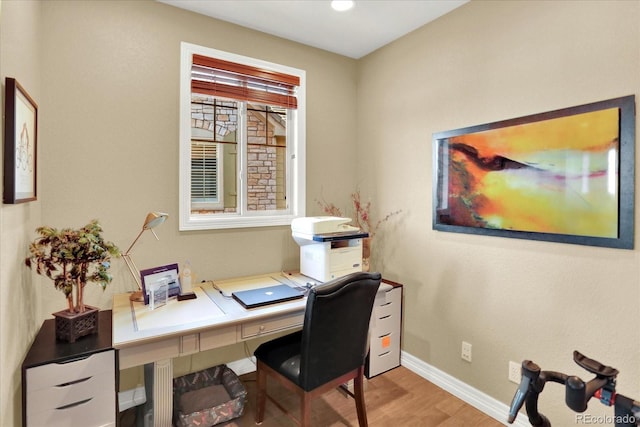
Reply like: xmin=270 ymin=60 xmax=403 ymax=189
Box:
xmin=140 ymin=263 xmax=181 ymax=305
xmin=3 ymin=78 xmax=38 ymax=204
xmin=433 ymin=95 xmax=635 ymax=249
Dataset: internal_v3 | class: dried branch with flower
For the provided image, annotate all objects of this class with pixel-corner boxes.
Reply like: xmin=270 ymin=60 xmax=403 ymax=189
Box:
xmin=316 ymin=189 xmax=401 ymax=239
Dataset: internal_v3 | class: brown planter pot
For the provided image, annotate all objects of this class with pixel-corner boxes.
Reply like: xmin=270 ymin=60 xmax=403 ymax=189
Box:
xmin=52 ymin=305 xmax=99 ymax=343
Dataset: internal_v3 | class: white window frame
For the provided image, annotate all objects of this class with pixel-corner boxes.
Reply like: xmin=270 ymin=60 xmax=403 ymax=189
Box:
xmin=179 ymin=42 xmax=306 ymax=230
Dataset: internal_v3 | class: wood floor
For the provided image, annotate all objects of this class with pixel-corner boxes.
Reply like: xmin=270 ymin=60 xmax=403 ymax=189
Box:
xmin=220 ymin=366 xmax=505 ymax=426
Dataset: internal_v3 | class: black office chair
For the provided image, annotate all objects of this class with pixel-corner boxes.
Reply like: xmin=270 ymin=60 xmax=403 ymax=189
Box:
xmin=253 ymin=271 xmax=382 ymax=426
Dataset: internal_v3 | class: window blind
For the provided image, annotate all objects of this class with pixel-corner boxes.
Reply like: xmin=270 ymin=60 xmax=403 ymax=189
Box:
xmin=191 ymin=54 xmax=299 ymax=109
xmin=191 ymin=142 xmax=218 ymax=201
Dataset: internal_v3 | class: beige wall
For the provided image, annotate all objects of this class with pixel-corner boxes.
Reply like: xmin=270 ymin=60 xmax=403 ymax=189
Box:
xmin=2 ymin=0 xmax=639 ymax=425
xmin=1 ymin=0 xmax=358 ymax=425
xmin=357 ymin=0 xmax=640 ymax=424
xmin=0 ymin=0 xmax=43 ymax=424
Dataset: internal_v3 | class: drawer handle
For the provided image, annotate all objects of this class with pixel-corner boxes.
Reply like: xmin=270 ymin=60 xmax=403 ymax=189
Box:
xmin=56 ymin=397 xmax=92 ymax=410
xmin=379 ymin=314 xmax=391 ymax=320
xmin=56 ymin=376 xmax=92 ymax=388
xmin=56 ymin=354 xmax=91 ymax=364
xmin=379 ymin=351 xmax=391 ymax=357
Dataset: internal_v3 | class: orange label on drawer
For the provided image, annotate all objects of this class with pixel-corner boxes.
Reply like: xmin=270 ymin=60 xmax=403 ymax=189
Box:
xmin=381 ymin=335 xmax=391 ymax=348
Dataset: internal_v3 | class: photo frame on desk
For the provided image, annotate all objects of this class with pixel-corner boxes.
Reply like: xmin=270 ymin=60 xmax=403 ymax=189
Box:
xmin=140 ymin=263 xmax=181 ymax=305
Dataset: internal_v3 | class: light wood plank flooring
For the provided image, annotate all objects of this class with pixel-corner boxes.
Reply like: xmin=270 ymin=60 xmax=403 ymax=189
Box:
xmin=220 ymin=366 xmax=505 ymax=426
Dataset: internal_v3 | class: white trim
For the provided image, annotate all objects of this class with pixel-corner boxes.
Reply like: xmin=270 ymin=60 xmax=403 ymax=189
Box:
xmin=401 ymin=351 xmax=529 ymax=426
xmin=179 ymin=42 xmax=306 ymax=231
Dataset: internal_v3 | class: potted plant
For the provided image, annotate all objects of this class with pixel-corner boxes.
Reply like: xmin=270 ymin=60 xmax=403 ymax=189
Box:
xmin=25 ymin=219 xmax=120 ymax=342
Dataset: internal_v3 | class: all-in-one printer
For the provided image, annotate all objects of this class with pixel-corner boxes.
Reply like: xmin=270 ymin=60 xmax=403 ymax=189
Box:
xmin=291 ymin=216 xmax=368 ymax=282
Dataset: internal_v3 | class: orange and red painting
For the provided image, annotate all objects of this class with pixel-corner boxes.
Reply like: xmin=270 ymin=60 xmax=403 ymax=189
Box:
xmin=436 ymin=108 xmax=621 ymax=239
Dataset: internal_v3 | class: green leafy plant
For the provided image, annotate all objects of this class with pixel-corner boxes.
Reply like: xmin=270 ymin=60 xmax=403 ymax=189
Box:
xmin=25 ymin=219 xmax=121 ymax=314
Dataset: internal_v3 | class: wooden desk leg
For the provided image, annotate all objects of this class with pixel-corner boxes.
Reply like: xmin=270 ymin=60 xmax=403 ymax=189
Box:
xmin=153 ymin=358 xmax=174 ymax=427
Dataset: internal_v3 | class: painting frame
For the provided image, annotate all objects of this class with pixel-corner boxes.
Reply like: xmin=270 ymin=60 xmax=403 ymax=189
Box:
xmin=432 ymin=95 xmax=635 ymax=249
xmin=3 ymin=77 xmax=38 ymax=204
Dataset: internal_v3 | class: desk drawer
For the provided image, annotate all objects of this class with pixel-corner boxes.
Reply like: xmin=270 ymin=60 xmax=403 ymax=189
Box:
xmin=200 ymin=326 xmax=237 ymax=351
xmin=241 ymin=312 xmax=304 ymax=339
xmin=26 ymin=350 xmax=114 ymax=392
xmin=118 ymin=338 xmax=181 ymax=369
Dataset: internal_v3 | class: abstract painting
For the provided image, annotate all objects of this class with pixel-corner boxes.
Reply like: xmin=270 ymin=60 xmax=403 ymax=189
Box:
xmin=433 ymin=95 xmax=635 ymax=249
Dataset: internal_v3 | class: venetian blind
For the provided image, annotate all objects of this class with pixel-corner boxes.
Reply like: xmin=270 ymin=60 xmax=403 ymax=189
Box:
xmin=191 ymin=54 xmax=299 ymax=109
xmin=191 ymin=142 xmax=218 ymax=201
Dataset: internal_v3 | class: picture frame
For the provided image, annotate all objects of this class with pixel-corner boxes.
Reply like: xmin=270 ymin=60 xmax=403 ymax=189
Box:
xmin=433 ymin=95 xmax=635 ymax=249
xmin=140 ymin=263 xmax=181 ymax=305
xmin=3 ymin=77 xmax=38 ymax=204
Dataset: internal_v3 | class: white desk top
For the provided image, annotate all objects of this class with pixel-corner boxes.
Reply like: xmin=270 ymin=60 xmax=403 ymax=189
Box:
xmin=112 ymin=272 xmax=309 ymax=349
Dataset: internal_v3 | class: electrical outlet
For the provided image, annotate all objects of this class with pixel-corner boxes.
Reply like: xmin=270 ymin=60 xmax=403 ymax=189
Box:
xmin=509 ymin=361 xmax=521 ymax=383
xmin=461 ymin=341 xmax=472 ymax=362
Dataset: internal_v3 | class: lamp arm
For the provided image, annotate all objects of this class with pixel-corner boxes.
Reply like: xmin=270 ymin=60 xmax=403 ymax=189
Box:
xmin=123 ymin=228 xmax=147 ymax=291
xmin=124 ymin=228 xmax=146 ymax=256
xmin=123 ymin=253 xmax=142 ymax=290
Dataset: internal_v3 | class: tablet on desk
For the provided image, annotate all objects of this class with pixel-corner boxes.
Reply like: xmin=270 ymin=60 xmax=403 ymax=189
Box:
xmin=232 ymin=284 xmax=304 ymax=309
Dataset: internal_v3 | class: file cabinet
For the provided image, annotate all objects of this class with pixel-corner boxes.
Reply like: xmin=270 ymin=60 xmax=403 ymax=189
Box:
xmin=366 ymin=279 xmax=403 ymax=378
xmin=22 ymin=310 xmax=117 ymax=427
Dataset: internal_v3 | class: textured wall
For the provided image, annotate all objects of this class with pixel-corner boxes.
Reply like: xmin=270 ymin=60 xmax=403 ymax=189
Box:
xmin=0 ymin=1 xmax=43 ymax=425
xmin=356 ymin=1 xmax=640 ymax=424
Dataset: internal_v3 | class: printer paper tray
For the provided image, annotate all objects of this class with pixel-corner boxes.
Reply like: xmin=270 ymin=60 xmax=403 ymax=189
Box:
xmin=312 ymin=231 xmax=369 ymax=242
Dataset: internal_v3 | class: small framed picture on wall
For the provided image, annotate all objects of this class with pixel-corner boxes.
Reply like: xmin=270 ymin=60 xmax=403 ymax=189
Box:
xmin=3 ymin=77 xmax=38 ymax=204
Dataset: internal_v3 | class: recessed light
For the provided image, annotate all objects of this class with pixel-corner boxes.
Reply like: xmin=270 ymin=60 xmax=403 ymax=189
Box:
xmin=331 ymin=0 xmax=354 ymax=12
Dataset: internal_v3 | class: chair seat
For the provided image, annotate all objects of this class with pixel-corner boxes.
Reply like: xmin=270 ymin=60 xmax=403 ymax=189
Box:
xmin=254 ymin=331 xmax=302 ymax=387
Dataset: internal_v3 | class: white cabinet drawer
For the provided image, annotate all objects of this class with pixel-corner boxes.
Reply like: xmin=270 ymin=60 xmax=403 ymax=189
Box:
xmin=26 ymin=390 xmax=115 ymax=427
xmin=370 ymin=331 xmax=398 ymax=357
xmin=241 ymin=312 xmax=303 ymax=339
xmin=25 ymin=350 xmax=115 ymax=427
xmin=26 ymin=350 xmax=114 ymax=392
xmin=368 ymin=345 xmax=400 ymax=375
xmin=27 ymin=371 xmax=114 ymax=412
xmin=372 ymin=313 xmax=396 ymax=335
xmin=374 ymin=287 xmax=401 ymax=319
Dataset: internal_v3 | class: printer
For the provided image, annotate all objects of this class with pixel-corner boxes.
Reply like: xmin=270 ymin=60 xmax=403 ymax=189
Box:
xmin=291 ymin=216 xmax=368 ymax=282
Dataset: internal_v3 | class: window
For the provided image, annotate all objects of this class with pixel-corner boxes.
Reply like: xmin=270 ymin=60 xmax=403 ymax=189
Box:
xmin=179 ymin=43 xmax=306 ymax=230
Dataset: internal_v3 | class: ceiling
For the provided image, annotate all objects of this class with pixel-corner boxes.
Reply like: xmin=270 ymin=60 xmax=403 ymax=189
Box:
xmin=158 ymin=0 xmax=469 ymax=59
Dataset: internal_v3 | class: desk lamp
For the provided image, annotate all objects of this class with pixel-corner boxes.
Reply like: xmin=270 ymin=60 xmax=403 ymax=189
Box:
xmin=123 ymin=211 xmax=168 ymax=302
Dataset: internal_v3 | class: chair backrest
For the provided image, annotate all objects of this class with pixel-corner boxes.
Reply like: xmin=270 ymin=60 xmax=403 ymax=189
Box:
xmin=298 ymin=271 xmax=382 ymax=391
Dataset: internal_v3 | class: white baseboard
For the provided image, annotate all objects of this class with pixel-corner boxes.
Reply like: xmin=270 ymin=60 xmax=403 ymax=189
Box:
xmin=401 ymin=351 xmax=529 ymax=427
xmin=118 ymin=385 xmax=147 ymax=412
xmin=134 ymin=353 xmax=527 ymax=425
xmin=227 ymin=356 xmax=257 ymax=376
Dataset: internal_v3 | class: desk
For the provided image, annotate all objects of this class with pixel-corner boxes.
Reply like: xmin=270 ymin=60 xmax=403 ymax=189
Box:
xmin=112 ymin=272 xmax=308 ymax=427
